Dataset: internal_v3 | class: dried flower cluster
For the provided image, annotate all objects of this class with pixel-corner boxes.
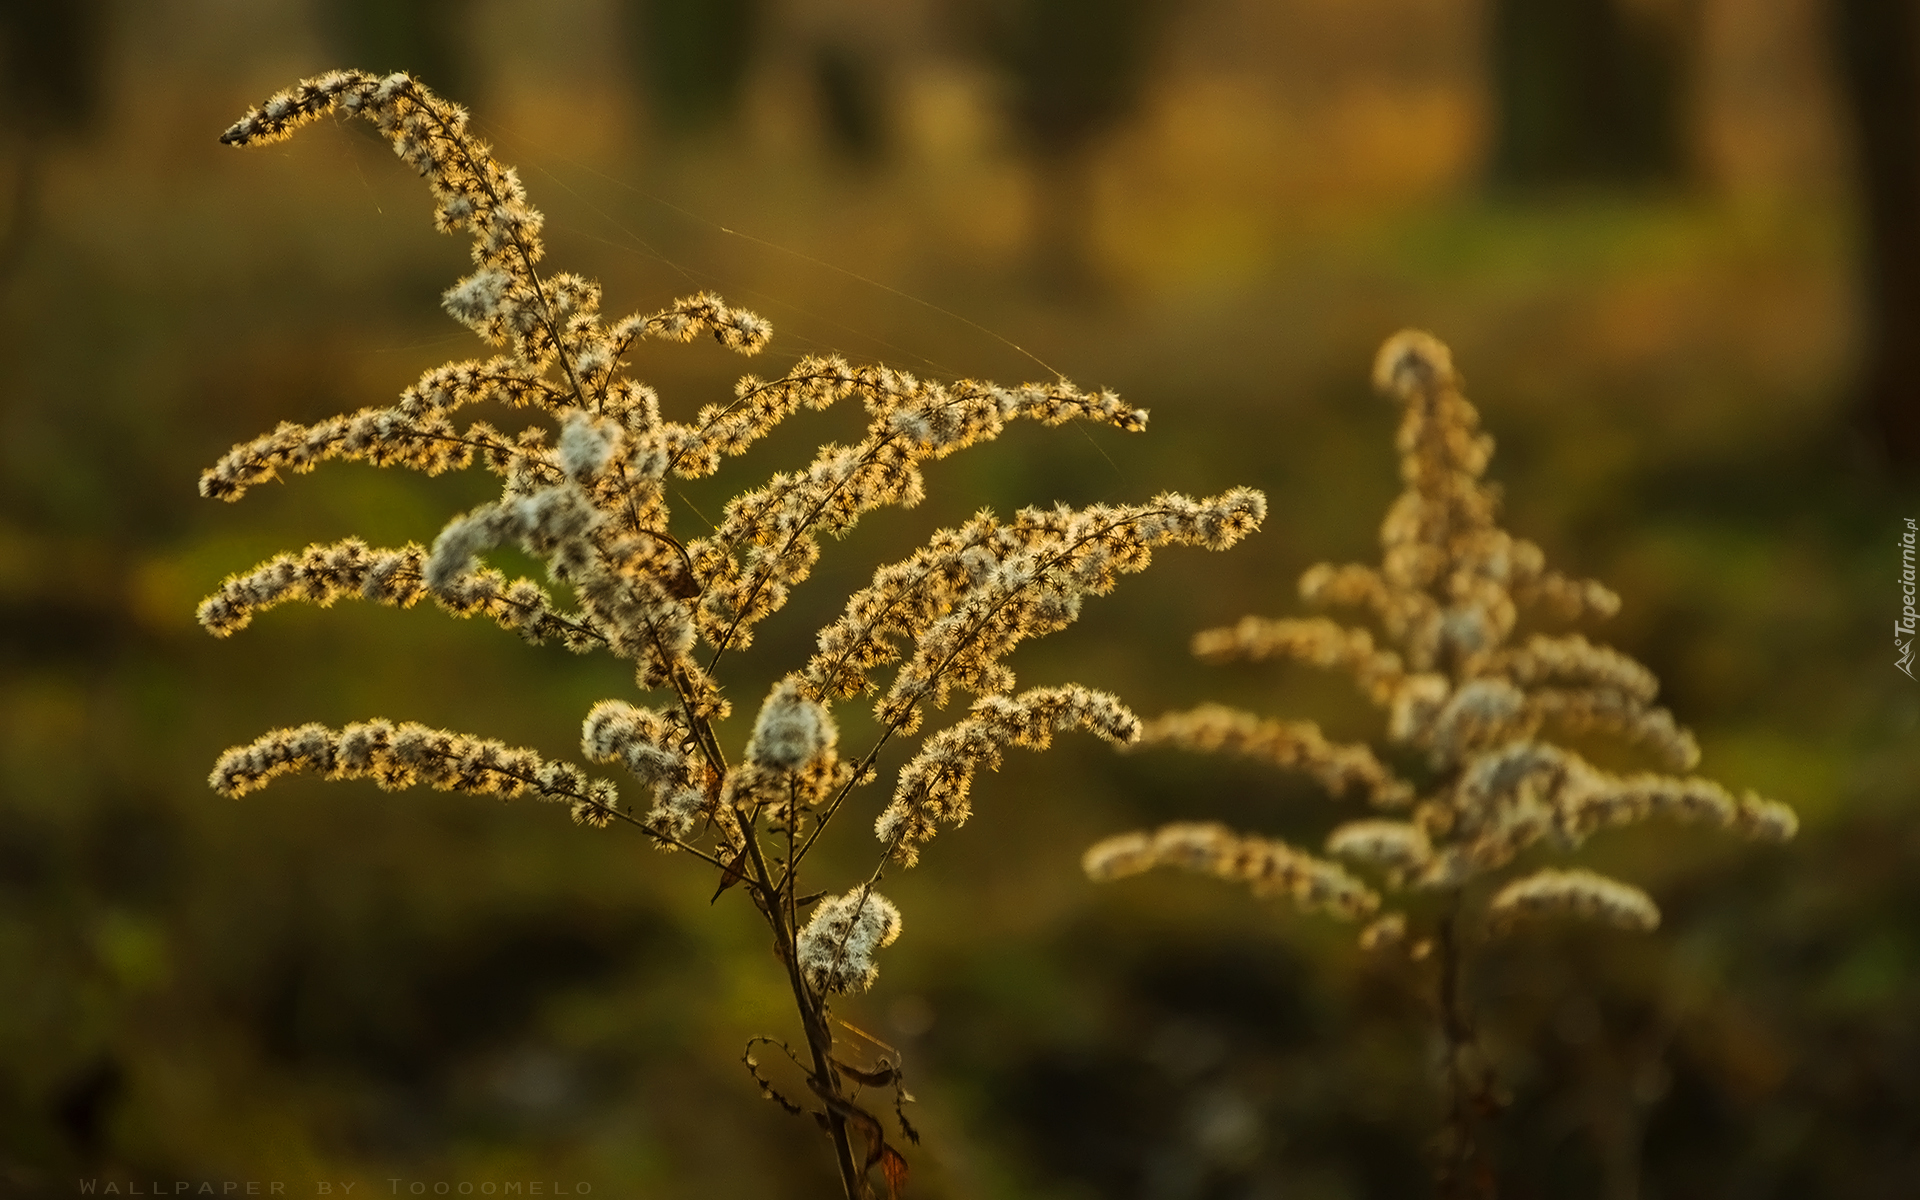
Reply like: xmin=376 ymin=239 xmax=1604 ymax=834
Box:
xmin=1083 ymin=329 xmax=1797 ymax=1194
xmin=1082 ymin=820 xmax=1379 ymax=919
xmin=197 ymin=70 xmax=1263 ymax=1199
xmin=211 ymin=720 xmax=619 ymax=828
xmin=1086 ymin=330 xmax=1795 ymax=939
xmin=798 ymin=889 xmax=905 ymax=995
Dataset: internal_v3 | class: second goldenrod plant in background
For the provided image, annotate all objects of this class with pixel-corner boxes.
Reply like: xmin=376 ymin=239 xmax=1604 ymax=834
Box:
xmin=197 ymin=70 xmax=1265 ymax=1199
xmin=1084 ymin=330 xmax=1796 ymax=1197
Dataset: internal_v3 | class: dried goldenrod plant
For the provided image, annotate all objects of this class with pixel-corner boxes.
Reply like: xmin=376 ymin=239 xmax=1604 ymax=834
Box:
xmin=196 ymin=70 xmax=1265 ymax=1198
xmin=1083 ymin=331 xmax=1796 ymax=1196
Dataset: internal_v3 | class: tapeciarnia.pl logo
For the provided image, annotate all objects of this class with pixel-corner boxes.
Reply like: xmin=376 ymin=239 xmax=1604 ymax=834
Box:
xmin=1898 ymin=517 xmax=1916 ymax=679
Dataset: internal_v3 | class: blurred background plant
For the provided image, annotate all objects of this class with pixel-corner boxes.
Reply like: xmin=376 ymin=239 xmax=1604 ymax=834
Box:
xmin=0 ymin=1 xmax=1913 ymax=1197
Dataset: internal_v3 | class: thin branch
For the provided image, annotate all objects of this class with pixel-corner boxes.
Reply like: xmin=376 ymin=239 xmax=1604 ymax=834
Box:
xmin=821 ymin=825 xmax=909 ymax=990
xmin=787 ymin=729 xmax=893 ymax=878
xmin=416 ymin=95 xmax=590 ymax=412
xmin=736 ymin=799 xmax=866 ymax=1199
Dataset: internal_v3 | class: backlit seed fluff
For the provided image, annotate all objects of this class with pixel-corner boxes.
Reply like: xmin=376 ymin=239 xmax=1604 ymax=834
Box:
xmin=1736 ymin=791 xmax=1799 ymax=842
xmin=878 ymin=686 xmax=1139 ymax=866
xmin=1132 ymin=705 xmax=1413 ymax=807
xmin=580 ymin=700 xmax=695 ymax=789
xmin=557 ymin=412 xmax=621 ymax=482
xmin=1387 ymin=674 xmax=1450 ymax=743
xmin=1089 ymin=331 xmax=1795 ymax=945
xmin=796 ymin=889 xmax=902 ymax=994
xmin=746 ymin=677 xmax=836 ymax=771
xmin=1082 ymin=822 xmax=1380 ymax=920
xmin=1372 ymin=329 xmax=1456 ymax=399
xmin=1488 ymin=868 xmax=1660 ymax=933
xmin=200 ymin=75 xmax=1273 ymax=1110
xmin=443 ymin=269 xmax=511 ymax=326
xmin=1082 ymin=831 xmax=1156 ymax=880
xmin=1359 ymin=912 xmax=1408 ymax=951
xmin=209 ymin=720 xmax=615 ymax=822
xmin=647 ymin=786 xmax=707 ymax=842
xmin=1326 ymin=819 xmax=1431 ymax=871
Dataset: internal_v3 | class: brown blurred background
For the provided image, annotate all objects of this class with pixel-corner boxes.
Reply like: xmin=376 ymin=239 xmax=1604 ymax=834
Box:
xmin=1 ymin=1 xmax=1916 ymax=1196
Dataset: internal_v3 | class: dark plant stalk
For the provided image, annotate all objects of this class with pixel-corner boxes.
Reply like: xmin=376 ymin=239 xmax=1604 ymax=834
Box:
xmin=689 ymin=693 xmax=872 ymax=1200
xmin=738 ymin=813 xmax=866 ymax=1198
xmin=1435 ymin=894 xmax=1495 ymax=1200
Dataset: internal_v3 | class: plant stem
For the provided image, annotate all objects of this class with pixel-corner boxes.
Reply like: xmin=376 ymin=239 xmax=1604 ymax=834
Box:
xmin=740 ymin=817 xmax=866 ymax=1199
xmin=1435 ymin=892 xmax=1495 ymax=1199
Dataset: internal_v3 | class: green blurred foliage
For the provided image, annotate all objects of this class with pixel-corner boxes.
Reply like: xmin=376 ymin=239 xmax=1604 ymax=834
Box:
xmin=319 ymin=0 xmax=478 ymax=101
xmin=621 ymin=0 xmax=764 ymax=134
xmin=0 ymin=1 xmax=1915 ymax=1197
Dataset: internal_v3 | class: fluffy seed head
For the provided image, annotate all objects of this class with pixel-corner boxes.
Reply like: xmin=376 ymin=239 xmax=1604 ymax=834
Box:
xmin=796 ymin=889 xmax=902 ymax=994
xmin=1088 ymin=330 xmax=1796 ymax=947
xmin=1488 ymin=868 xmax=1660 ymax=933
xmin=746 ymin=677 xmax=836 ymax=771
xmin=1325 ymin=819 xmax=1432 ymax=871
xmin=1372 ymin=329 xmax=1456 ymax=400
xmin=557 ymin=412 xmax=621 ymax=482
